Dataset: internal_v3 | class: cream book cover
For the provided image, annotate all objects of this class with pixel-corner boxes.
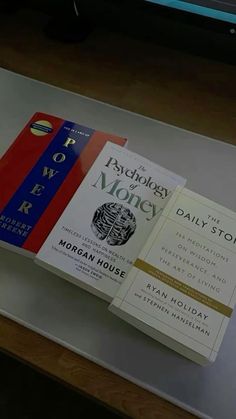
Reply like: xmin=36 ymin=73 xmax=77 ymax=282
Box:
xmin=110 ymin=188 xmax=236 ymax=364
xmin=35 ymin=142 xmax=185 ymax=301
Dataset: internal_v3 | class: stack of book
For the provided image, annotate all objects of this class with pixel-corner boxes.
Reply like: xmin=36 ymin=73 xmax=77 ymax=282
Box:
xmin=1 ymin=112 xmax=236 ymax=365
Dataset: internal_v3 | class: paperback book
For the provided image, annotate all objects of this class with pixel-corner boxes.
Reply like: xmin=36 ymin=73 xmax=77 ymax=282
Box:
xmin=110 ymin=188 xmax=236 ymax=364
xmin=0 ymin=112 xmax=126 ymax=256
xmin=35 ymin=142 xmax=186 ymax=301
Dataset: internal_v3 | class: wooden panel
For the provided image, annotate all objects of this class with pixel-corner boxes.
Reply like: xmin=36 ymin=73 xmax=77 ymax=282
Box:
xmin=0 ymin=316 xmax=195 ymax=419
xmin=0 ymin=8 xmax=235 ymax=145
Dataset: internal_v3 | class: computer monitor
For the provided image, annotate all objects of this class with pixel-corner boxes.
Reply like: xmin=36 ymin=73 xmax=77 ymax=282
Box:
xmin=144 ymin=1 xmax=236 ymax=24
xmin=77 ymin=0 xmax=236 ymax=63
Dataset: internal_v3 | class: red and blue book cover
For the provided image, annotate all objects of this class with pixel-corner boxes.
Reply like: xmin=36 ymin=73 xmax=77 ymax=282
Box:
xmin=0 ymin=112 xmax=127 ymax=257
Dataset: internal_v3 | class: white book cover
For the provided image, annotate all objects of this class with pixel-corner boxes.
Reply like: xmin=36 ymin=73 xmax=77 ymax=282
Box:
xmin=110 ymin=188 xmax=236 ymax=364
xmin=35 ymin=142 xmax=185 ymax=301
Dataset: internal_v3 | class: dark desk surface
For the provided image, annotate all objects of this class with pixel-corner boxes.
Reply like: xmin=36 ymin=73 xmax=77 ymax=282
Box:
xmin=0 ymin=6 xmax=235 ymax=419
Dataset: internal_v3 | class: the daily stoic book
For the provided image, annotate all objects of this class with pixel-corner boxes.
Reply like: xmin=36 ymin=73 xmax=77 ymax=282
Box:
xmin=35 ymin=142 xmax=186 ymax=301
xmin=0 ymin=112 xmax=127 ymax=257
xmin=110 ymin=187 xmax=236 ymax=365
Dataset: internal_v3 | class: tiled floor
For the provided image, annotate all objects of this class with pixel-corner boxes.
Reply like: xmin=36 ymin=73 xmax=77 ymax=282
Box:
xmin=0 ymin=352 xmax=122 ymax=419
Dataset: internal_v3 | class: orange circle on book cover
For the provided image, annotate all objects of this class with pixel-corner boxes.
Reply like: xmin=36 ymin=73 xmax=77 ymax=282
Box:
xmin=30 ymin=120 xmax=53 ymax=136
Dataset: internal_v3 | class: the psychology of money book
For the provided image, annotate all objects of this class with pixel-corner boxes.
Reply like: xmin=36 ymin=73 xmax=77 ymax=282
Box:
xmin=35 ymin=142 xmax=185 ymax=301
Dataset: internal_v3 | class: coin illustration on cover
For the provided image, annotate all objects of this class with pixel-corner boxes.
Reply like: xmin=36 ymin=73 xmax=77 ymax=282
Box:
xmin=91 ymin=202 xmax=136 ymax=246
